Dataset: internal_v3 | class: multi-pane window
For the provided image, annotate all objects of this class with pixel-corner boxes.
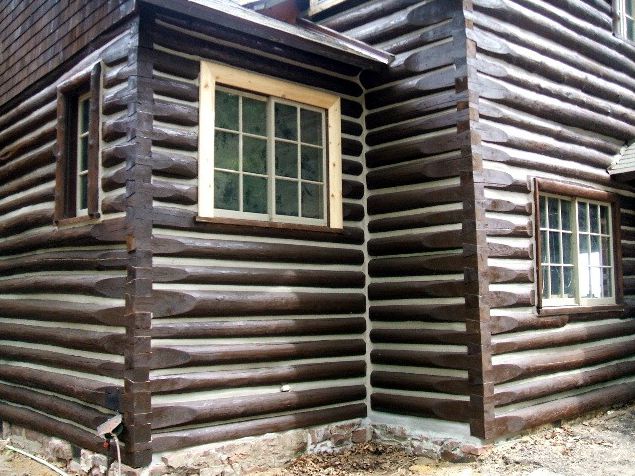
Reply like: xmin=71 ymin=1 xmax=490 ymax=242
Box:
xmin=616 ymin=0 xmax=635 ymax=41
xmin=539 ymin=195 xmax=615 ymax=306
xmin=213 ymin=88 xmax=326 ymax=224
xmin=198 ymin=61 xmax=342 ymax=229
xmin=76 ymin=93 xmax=91 ymax=215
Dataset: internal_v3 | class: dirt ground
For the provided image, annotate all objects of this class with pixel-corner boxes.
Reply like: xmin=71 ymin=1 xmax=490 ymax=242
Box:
xmin=1 ymin=402 xmax=634 ymax=476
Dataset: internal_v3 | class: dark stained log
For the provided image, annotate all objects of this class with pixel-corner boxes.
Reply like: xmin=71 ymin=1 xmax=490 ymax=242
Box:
xmin=0 ymin=275 xmax=124 ymax=298
xmin=491 ymin=383 xmax=635 ymax=439
xmin=341 ymin=99 xmax=363 ymax=119
xmin=102 ymin=193 xmax=127 ymax=214
xmin=0 ymin=125 xmax=55 ymax=164
xmin=150 ymin=151 xmax=198 ymax=179
xmin=153 ymin=265 xmax=365 ymax=288
xmin=153 ymin=99 xmax=198 ymax=127
xmin=102 ymin=166 xmax=127 ymax=192
xmin=0 ymin=104 xmax=55 ymax=149
xmin=343 ymin=202 xmax=365 ymax=222
xmin=0 ymin=186 xmax=54 ymax=218
xmin=342 ymin=137 xmax=363 ymax=157
xmin=144 ymin=76 xmax=198 ymax=103
xmin=371 ymin=393 xmax=469 ymax=422
xmin=148 ymin=47 xmax=199 ymax=80
xmin=366 ymin=109 xmax=464 ymax=146
xmin=0 ymin=403 xmax=107 ymax=454
xmin=102 ymin=117 xmax=132 ymax=142
xmin=485 ymin=290 xmax=534 ymax=308
xmin=370 ymin=327 xmax=469 ymax=345
xmin=102 ymin=86 xmax=132 ymax=115
xmin=0 ymin=249 xmax=127 ymax=275
xmin=150 ymin=290 xmax=365 ymax=318
xmin=366 ymin=156 xmax=463 ymax=189
xmin=320 ymin=0 xmax=422 ymax=32
xmin=0 ymin=145 xmax=55 ymax=185
xmin=150 ymin=361 xmax=366 ymax=394
xmin=621 ymin=242 xmax=635 ymax=259
xmin=367 ymin=184 xmax=463 ymax=215
xmin=488 ymin=241 xmax=533 ymax=259
xmin=493 ymin=360 xmax=635 ymax=407
xmin=0 ymin=299 xmax=125 ymax=326
xmin=342 ymin=119 xmax=363 ymax=136
xmin=479 ymin=168 xmax=529 ymax=192
xmin=368 ymin=229 xmax=463 ymax=256
xmin=484 ymin=197 xmax=532 ymax=216
xmin=153 ymin=208 xmax=364 ymax=245
xmin=484 ymin=217 xmax=532 ymax=237
xmin=490 ymin=314 xmax=570 ymax=335
xmin=342 ymin=158 xmax=363 ymax=175
xmin=152 ymin=386 xmax=366 ymax=429
xmin=152 ymin=404 xmax=367 ymax=452
xmin=342 ymin=178 xmax=364 ymax=200
xmin=102 ymin=143 xmax=134 ymax=167
xmin=491 ymin=340 xmax=635 ymax=384
xmin=375 ymin=14 xmax=463 ymax=55
xmin=365 ymin=70 xmax=456 ymax=110
xmin=152 ymin=124 xmax=198 ymax=151
xmin=152 ymin=317 xmax=366 ymax=339
xmin=0 ymin=163 xmax=55 ymax=200
xmin=622 ymin=259 xmax=635 ymax=277
xmin=369 ymin=253 xmax=464 ymax=277
xmin=0 ymin=383 xmax=112 ymax=430
xmin=0 ymin=208 xmax=53 ymax=237
xmin=369 ymin=279 xmax=464 ymax=300
xmin=371 ymin=371 xmax=469 ymax=395
xmin=488 ymin=265 xmax=534 ymax=284
xmin=103 ymin=64 xmax=135 ymax=89
xmin=0 ymin=88 xmax=56 ymax=134
xmin=371 ymin=349 xmax=471 ymax=370
xmin=492 ymin=320 xmax=635 ymax=355
xmin=365 ymin=128 xmax=460 ymax=167
xmin=151 ymin=181 xmax=197 ymax=205
xmin=0 ymin=323 xmax=126 ymax=355
xmin=153 ymin=235 xmax=364 ymax=265
xmin=0 ymin=364 xmax=121 ymax=409
xmin=150 ymin=339 xmax=366 ymax=369
xmin=370 ymin=303 xmax=467 ymax=323
xmin=368 ymin=208 xmax=463 ymax=233
xmin=101 ymin=34 xmax=132 ymax=66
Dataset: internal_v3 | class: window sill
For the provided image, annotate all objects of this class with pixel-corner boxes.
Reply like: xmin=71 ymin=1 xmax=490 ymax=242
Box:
xmin=537 ymin=304 xmax=624 ymax=317
xmin=55 ymin=213 xmax=101 ymax=227
xmin=195 ymin=215 xmax=344 ymax=234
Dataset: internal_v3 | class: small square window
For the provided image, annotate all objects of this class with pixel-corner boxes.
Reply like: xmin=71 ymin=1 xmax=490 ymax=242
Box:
xmin=55 ymin=64 xmax=101 ymax=223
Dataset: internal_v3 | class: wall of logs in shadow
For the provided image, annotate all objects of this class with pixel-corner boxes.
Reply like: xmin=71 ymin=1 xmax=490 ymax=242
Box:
xmin=142 ymin=13 xmax=369 ymax=452
xmin=320 ymin=0 xmax=477 ymax=429
xmin=470 ymin=0 xmax=635 ymax=437
xmin=0 ymin=30 xmax=135 ymax=452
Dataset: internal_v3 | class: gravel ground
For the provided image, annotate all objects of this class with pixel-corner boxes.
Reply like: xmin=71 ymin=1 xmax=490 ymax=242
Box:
xmin=1 ymin=401 xmax=634 ymax=475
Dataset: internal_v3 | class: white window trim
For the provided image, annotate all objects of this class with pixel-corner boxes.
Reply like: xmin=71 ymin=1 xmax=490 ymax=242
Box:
xmin=198 ymin=61 xmax=343 ymax=229
xmin=539 ymin=193 xmax=616 ymax=308
xmin=615 ymin=0 xmax=635 ymax=41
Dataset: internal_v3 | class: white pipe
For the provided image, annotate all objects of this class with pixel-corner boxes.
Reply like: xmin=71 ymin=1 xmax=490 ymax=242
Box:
xmin=5 ymin=444 xmax=70 ymax=476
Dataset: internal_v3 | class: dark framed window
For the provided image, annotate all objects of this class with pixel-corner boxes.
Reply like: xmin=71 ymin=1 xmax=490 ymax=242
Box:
xmin=55 ymin=63 xmax=101 ymax=223
xmin=534 ymin=179 xmax=623 ymax=311
xmin=614 ymin=0 xmax=635 ymax=42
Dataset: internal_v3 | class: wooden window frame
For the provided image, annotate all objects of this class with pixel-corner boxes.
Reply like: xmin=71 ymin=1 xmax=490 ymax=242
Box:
xmin=534 ymin=179 xmax=624 ymax=314
xmin=198 ymin=61 xmax=343 ymax=230
xmin=55 ymin=63 xmax=101 ymax=225
xmin=614 ymin=0 xmax=635 ymax=42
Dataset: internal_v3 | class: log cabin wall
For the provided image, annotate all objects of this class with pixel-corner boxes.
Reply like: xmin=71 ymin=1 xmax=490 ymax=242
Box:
xmin=467 ymin=0 xmax=635 ymax=438
xmin=141 ymin=9 xmax=369 ymax=453
xmin=0 ymin=25 xmax=138 ymax=456
xmin=316 ymin=0 xmax=485 ymax=437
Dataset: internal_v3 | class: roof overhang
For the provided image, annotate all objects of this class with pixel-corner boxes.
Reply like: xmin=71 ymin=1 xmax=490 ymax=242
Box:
xmin=608 ymin=141 xmax=635 ymax=183
xmin=139 ymin=0 xmax=393 ymax=70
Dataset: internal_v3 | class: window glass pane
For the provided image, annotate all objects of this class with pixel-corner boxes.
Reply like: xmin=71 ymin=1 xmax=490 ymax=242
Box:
xmin=275 ymin=103 xmax=297 ymax=140
xmin=590 ymin=235 xmax=601 ymax=266
xmin=541 ymin=265 xmax=549 ymax=298
xmin=562 ymin=232 xmax=573 ymax=264
xmin=539 ymin=196 xmax=547 ymax=228
xmin=80 ymin=98 xmax=90 ymax=133
xmin=628 ymin=0 xmax=635 ymax=16
xmin=560 ymin=200 xmax=571 ymax=231
xmin=276 ymin=179 xmax=298 ymax=216
xmin=550 ymin=266 xmax=562 ymax=297
xmin=601 ymin=237 xmax=611 ymax=265
xmin=79 ymin=174 xmax=88 ymax=210
xmin=579 ymin=234 xmax=589 ymax=255
xmin=600 ymin=206 xmax=609 ymax=235
xmin=540 ymin=231 xmax=548 ymax=263
xmin=301 ymin=146 xmax=323 ymax=181
xmin=301 ymin=183 xmax=323 ymax=219
xmin=243 ymin=175 xmax=268 ymax=214
xmin=578 ymin=202 xmax=588 ymax=232
xmin=243 ymin=136 xmax=267 ymax=174
xmin=579 ymin=266 xmax=591 ymax=298
xmin=549 ymin=231 xmax=561 ymax=263
xmin=216 ymin=90 xmax=239 ymax=130
xmin=590 ymin=204 xmax=600 ymax=233
xmin=275 ymin=141 xmax=298 ymax=178
xmin=589 ymin=267 xmax=602 ymax=298
xmin=602 ymin=268 xmax=613 ymax=298
xmin=243 ymin=97 xmax=266 ymax=136
xmin=80 ymin=136 xmax=89 ymax=171
xmin=215 ymin=171 xmax=239 ymax=210
xmin=548 ymin=197 xmax=559 ymax=229
xmin=628 ymin=18 xmax=635 ymax=41
xmin=563 ymin=266 xmax=575 ymax=298
xmin=300 ymin=109 xmax=322 ymax=145
xmin=215 ymin=131 xmax=239 ymax=170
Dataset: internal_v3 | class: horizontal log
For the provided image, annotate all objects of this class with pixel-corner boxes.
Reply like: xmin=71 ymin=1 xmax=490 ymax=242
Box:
xmin=342 ymin=178 xmax=364 ymax=200
xmin=342 ymin=138 xmax=363 ymax=158
xmin=151 ymin=290 xmax=366 ymax=318
xmin=321 ymin=0 xmax=423 ymax=32
xmin=102 ymin=143 xmax=134 ymax=168
xmin=150 ymin=151 xmax=198 ymax=179
xmin=153 ymin=235 xmax=364 ymax=265
xmin=484 ymin=198 xmax=532 ymax=216
xmin=150 ymin=360 xmax=366 ymax=394
xmin=478 ymin=169 xmax=530 ymax=192
xmin=0 ymin=364 xmax=121 ymax=409
xmin=343 ymin=202 xmax=364 ymax=222
xmin=153 ymin=209 xmax=365 ymax=245
xmin=368 ymin=279 xmax=464 ymax=300
xmin=370 ymin=328 xmax=469 ymax=345
xmin=370 ymin=303 xmax=467 ymax=323
xmin=488 ymin=241 xmax=533 ymax=259
xmin=367 ymin=184 xmax=463 ymax=215
xmin=341 ymin=99 xmax=363 ymax=120
xmin=0 ymin=383 xmax=112 ymax=430
xmin=149 ymin=47 xmax=199 ymax=80
xmin=152 ymin=124 xmax=198 ymax=151
xmin=0 ymin=88 xmax=55 ymax=134
xmin=368 ymin=229 xmax=463 ymax=256
xmin=493 ymin=359 xmax=635 ymax=407
xmin=492 ymin=320 xmax=635 ymax=355
xmin=102 ymin=193 xmax=126 ymax=214
xmin=153 ymin=99 xmax=198 ymax=127
xmin=491 ymin=383 xmax=635 ymax=439
xmin=489 ymin=265 xmax=533 ymax=284
xmin=102 ymin=87 xmax=132 ymax=115
xmin=151 ymin=339 xmax=366 ymax=369
xmin=366 ymin=156 xmax=464 ymax=190
xmin=368 ymin=208 xmax=463 ymax=233
xmin=102 ymin=64 xmax=134 ymax=90
xmin=0 ymin=184 xmax=55 ymax=216
xmin=151 ymin=181 xmax=197 ymax=205
xmin=152 ymin=317 xmax=366 ymax=339
xmin=342 ymin=119 xmax=363 ymax=137
xmin=0 ymin=125 xmax=55 ymax=164
xmin=152 ymin=265 xmax=365 ymax=288
xmin=152 ymin=403 xmax=367 ymax=452
xmin=0 ymin=163 xmax=55 ymax=200
xmin=144 ymin=76 xmax=199 ymax=102
xmin=152 ymin=385 xmax=366 ymax=429
xmin=0 ymin=208 xmax=53 ymax=237
xmin=490 ymin=314 xmax=569 ymax=335
xmin=0 ymin=249 xmax=127 ymax=275
xmin=0 ymin=402 xmax=107 ymax=454
xmin=369 ymin=253 xmax=464 ymax=277
xmin=492 ymin=339 xmax=635 ymax=383
xmin=484 ymin=217 xmax=532 ymax=238
xmin=102 ymin=34 xmax=131 ymax=66
xmin=0 ymin=299 xmax=125 ymax=326
xmin=371 ymin=349 xmax=470 ymax=370
xmin=0 ymin=137 xmax=55 ymax=183
xmin=342 ymin=158 xmax=363 ymax=176
xmin=101 ymin=117 xmax=132 ymax=142
xmin=485 ymin=290 xmax=534 ymax=308
xmin=0 ymin=274 xmax=123 ymax=297
xmin=371 ymin=393 xmax=469 ymax=422
xmin=371 ymin=371 xmax=469 ymax=395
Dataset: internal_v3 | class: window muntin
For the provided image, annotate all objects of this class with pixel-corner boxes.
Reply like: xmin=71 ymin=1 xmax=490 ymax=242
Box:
xmin=539 ymin=194 xmax=615 ymax=307
xmin=198 ymin=61 xmax=342 ymax=229
xmin=76 ymin=92 xmax=91 ymax=215
xmin=616 ymin=0 xmax=635 ymax=41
